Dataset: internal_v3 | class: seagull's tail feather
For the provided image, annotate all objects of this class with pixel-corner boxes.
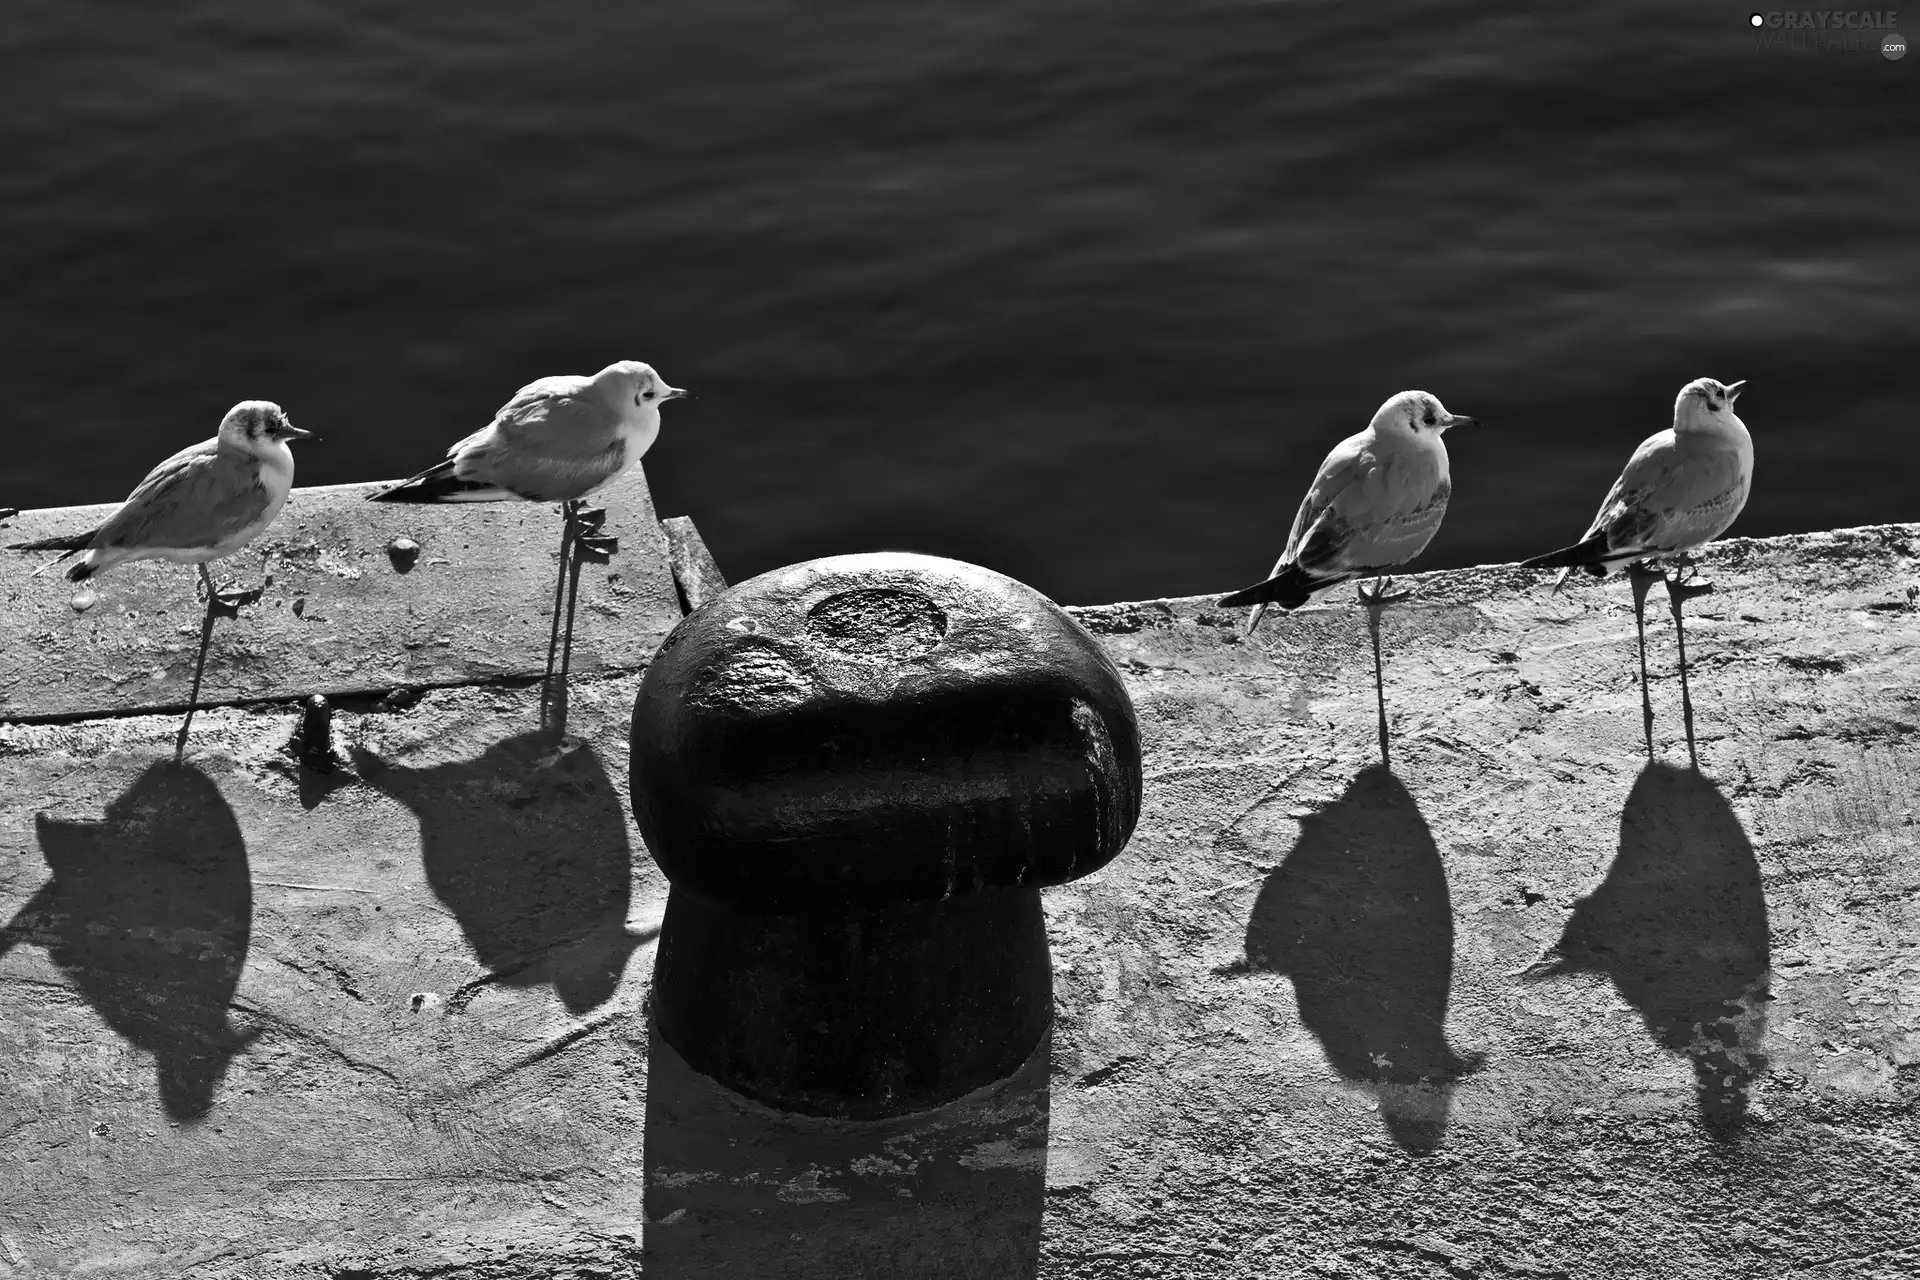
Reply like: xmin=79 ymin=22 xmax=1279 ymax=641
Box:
xmin=1218 ymin=564 xmax=1341 ymax=633
xmin=369 ymin=462 xmax=514 ymax=504
xmin=1518 ymin=534 xmax=1611 ymax=571
xmin=8 ymin=530 xmax=94 ymax=579
xmin=1519 ymin=534 xmax=1626 ymax=594
xmin=1512 ymin=533 xmax=1620 ymax=571
xmin=32 ymin=550 xmax=83 ymax=580
xmin=8 ymin=531 xmax=93 ymax=552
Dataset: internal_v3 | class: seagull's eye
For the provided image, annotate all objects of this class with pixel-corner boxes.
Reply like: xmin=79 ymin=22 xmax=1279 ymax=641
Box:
xmin=1423 ymin=411 xmax=1436 ymax=427
xmin=644 ymin=391 xmax=656 ymax=400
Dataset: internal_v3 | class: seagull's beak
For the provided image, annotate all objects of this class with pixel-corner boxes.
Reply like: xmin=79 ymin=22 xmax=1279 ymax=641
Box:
xmin=1441 ymin=413 xmax=1476 ymax=430
xmin=1725 ymin=380 xmax=1746 ymax=401
xmin=280 ymin=424 xmax=317 ymax=441
xmin=662 ymin=386 xmax=691 ymax=401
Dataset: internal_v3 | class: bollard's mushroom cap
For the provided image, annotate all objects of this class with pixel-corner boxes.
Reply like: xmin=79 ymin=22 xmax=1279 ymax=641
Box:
xmin=630 ymin=553 xmax=1141 ymax=912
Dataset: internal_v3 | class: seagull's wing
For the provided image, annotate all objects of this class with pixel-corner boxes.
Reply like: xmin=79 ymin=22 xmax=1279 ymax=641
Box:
xmin=1280 ymin=432 xmax=1376 ymax=579
xmin=1572 ymin=471 xmax=1630 ymax=547
xmin=449 ymin=376 xmax=627 ymax=501
xmin=1322 ymin=444 xmax=1449 ymax=574
xmin=1522 ymin=435 xmax=1673 ymax=586
xmin=91 ymin=441 xmax=271 ymax=552
xmin=1566 ymin=429 xmax=1669 ymax=550
xmin=1219 ymin=433 xmax=1373 ymax=629
xmin=1527 ymin=428 xmax=1750 ymax=586
xmin=467 ymin=376 xmax=592 ymax=448
xmin=1590 ymin=430 xmax=1749 ymax=556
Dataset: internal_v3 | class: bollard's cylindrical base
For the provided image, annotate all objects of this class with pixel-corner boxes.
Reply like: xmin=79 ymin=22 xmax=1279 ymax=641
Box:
xmin=651 ymin=884 xmax=1052 ymax=1119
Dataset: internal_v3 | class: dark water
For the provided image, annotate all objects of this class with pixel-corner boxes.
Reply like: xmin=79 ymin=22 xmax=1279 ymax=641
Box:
xmin=2 ymin=3 xmax=1912 ymax=603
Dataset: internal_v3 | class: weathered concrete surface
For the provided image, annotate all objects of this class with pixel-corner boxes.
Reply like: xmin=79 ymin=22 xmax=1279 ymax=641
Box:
xmin=0 ymin=466 xmax=679 ymax=721
xmin=0 ymin=689 xmax=665 ymax=1279
xmin=1 ymin=523 xmax=1916 ymax=1277
xmin=1038 ymin=523 xmax=1919 ymax=1279
xmin=659 ymin=517 xmax=728 ymax=613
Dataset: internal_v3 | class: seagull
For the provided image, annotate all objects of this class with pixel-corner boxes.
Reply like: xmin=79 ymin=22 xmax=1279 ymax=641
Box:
xmin=368 ymin=360 xmax=688 ymax=735
xmin=1217 ymin=390 xmax=1474 ymax=766
xmin=7 ymin=401 xmax=313 ymax=761
xmin=1520 ymin=377 xmax=1753 ymax=768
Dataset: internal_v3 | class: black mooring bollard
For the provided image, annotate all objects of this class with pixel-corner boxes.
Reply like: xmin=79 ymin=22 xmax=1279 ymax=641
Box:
xmin=630 ymin=552 xmax=1141 ymax=1118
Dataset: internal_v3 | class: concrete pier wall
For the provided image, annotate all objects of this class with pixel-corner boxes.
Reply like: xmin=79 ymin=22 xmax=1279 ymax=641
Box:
xmin=0 ymin=478 xmax=1914 ymax=1278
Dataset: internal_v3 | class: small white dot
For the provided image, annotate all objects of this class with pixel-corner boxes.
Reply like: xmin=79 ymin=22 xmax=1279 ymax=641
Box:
xmin=1749 ymin=12 xmax=1764 ymax=26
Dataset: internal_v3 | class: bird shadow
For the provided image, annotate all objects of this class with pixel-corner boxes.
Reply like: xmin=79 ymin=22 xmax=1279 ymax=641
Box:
xmin=1235 ymin=763 xmax=1484 ymax=1153
xmin=349 ymin=732 xmax=640 ymax=1015
xmin=642 ymin=1016 xmax=1049 ymax=1278
xmin=1524 ymin=761 xmax=1770 ymax=1135
xmin=0 ymin=761 xmax=257 ymax=1122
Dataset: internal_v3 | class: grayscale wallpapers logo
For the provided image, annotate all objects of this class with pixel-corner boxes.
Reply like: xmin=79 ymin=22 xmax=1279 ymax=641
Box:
xmin=1746 ymin=10 xmax=1905 ymax=54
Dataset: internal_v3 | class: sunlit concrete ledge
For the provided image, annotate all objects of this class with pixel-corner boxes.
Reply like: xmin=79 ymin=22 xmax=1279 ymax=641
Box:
xmin=1 ymin=486 xmax=1916 ymax=1278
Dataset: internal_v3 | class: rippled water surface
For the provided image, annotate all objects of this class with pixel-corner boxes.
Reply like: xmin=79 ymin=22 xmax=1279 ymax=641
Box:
xmin=2 ymin=3 xmax=1912 ymax=601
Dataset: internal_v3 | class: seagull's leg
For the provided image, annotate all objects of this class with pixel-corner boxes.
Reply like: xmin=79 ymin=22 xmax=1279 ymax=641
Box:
xmin=176 ymin=564 xmax=225 ymax=764
xmin=1625 ymin=562 xmax=1664 ymax=761
xmin=1355 ymin=574 xmax=1413 ymax=769
xmin=210 ymin=550 xmax=274 ymax=611
xmin=1664 ymin=562 xmax=1714 ymax=771
xmin=552 ymin=506 xmax=616 ymax=741
xmin=552 ymin=523 xmax=587 ymax=740
xmin=539 ymin=501 xmax=579 ymax=731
